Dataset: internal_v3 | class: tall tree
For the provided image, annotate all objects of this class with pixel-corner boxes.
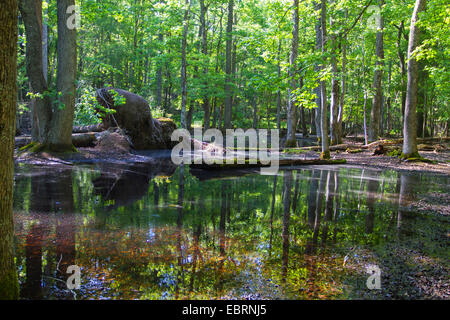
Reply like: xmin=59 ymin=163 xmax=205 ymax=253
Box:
xmin=329 ymin=11 xmax=340 ymax=145
xmin=200 ymin=0 xmax=211 ymax=130
xmin=223 ymin=0 xmax=234 ymax=129
xmin=285 ymin=0 xmax=299 ymax=147
xmin=314 ymin=1 xmax=322 ymax=139
xmin=19 ymin=0 xmax=52 ymax=143
xmin=180 ymin=0 xmax=192 ymax=129
xmin=0 ymin=0 xmax=20 ymax=300
xmin=368 ymin=0 xmax=385 ymax=142
xmin=319 ymin=0 xmax=330 ymax=159
xmin=403 ymin=0 xmax=427 ymax=158
xmin=45 ymin=0 xmax=78 ymax=151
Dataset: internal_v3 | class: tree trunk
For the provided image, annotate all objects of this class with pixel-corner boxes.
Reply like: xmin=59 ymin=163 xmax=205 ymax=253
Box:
xmin=156 ymin=33 xmax=163 ymax=108
xmin=403 ymin=0 xmax=427 ymax=158
xmin=200 ymin=0 xmax=211 ymax=130
xmin=276 ymin=38 xmax=282 ymax=130
xmin=19 ymin=0 xmax=52 ymax=143
xmin=337 ymin=10 xmax=347 ymax=143
xmin=285 ymin=0 xmax=299 ymax=147
xmin=386 ymin=60 xmax=392 ymax=134
xmin=329 ymin=19 xmax=340 ymax=145
xmin=223 ymin=0 xmax=234 ymax=129
xmin=396 ymin=21 xmax=408 ymax=126
xmin=0 ymin=0 xmax=19 ymax=300
xmin=180 ymin=0 xmax=192 ymax=129
xmin=43 ymin=0 xmax=48 ymax=82
xmin=320 ymin=0 xmax=330 ymax=159
xmin=314 ymin=1 xmax=322 ymax=139
xmin=368 ymin=0 xmax=385 ymax=143
xmin=46 ymin=0 xmax=77 ymax=151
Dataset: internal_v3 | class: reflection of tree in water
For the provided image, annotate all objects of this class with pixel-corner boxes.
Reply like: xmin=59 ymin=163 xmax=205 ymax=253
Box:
xmin=19 ymin=169 xmax=76 ymax=300
xmin=92 ymin=161 xmax=176 ymax=209
xmin=365 ymin=170 xmax=380 ymax=235
xmin=281 ymin=171 xmax=293 ymax=282
xmin=397 ymin=173 xmax=417 ymax=239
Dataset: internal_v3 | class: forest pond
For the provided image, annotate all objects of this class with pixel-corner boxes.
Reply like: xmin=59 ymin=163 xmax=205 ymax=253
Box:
xmin=12 ymin=158 xmax=449 ymax=300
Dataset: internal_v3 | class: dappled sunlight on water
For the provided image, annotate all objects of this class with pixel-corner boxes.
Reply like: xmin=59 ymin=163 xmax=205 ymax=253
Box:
xmin=12 ymin=162 xmax=450 ymax=300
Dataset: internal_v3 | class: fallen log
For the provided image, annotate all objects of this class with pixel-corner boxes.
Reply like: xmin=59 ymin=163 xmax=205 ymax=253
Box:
xmin=16 ymin=134 xmax=97 ymax=149
xmin=190 ymin=158 xmax=347 ymax=170
xmin=72 ymin=132 xmax=97 ymax=147
xmin=363 ymin=137 xmax=450 ymax=149
xmin=284 ymin=144 xmax=356 ymax=152
xmin=72 ymin=124 xmax=104 ymax=133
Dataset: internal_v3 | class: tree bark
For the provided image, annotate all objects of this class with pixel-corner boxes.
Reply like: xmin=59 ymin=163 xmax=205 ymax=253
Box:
xmin=223 ymin=0 xmax=234 ymax=129
xmin=329 ymin=15 xmax=340 ymax=145
xmin=320 ymin=0 xmax=330 ymax=159
xmin=276 ymin=38 xmax=282 ymax=130
xmin=403 ymin=0 xmax=427 ymax=158
xmin=46 ymin=0 xmax=77 ymax=151
xmin=19 ymin=0 xmax=52 ymax=143
xmin=0 ymin=0 xmax=19 ymax=300
xmin=314 ymin=1 xmax=322 ymax=139
xmin=180 ymin=0 xmax=192 ymax=129
xmin=337 ymin=9 xmax=348 ymax=143
xmin=368 ymin=0 xmax=385 ymax=143
xmin=200 ymin=0 xmax=211 ymax=130
xmin=156 ymin=33 xmax=164 ymax=108
xmin=285 ymin=0 xmax=299 ymax=147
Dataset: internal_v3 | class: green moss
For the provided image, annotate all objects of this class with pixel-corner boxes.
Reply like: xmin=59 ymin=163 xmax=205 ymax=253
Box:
xmin=283 ymin=148 xmax=307 ymax=154
xmin=346 ymin=148 xmax=363 ymax=154
xmin=388 ymin=148 xmax=402 ymax=157
xmin=0 ymin=270 xmax=19 ymax=300
xmin=400 ymin=151 xmax=421 ymax=160
xmin=320 ymin=151 xmax=331 ymax=160
xmin=399 ymin=151 xmax=435 ymax=163
xmin=19 ymin=142 xmax=38 ymax=152
xmin=71 ymin=144 xmax=79 ymax=153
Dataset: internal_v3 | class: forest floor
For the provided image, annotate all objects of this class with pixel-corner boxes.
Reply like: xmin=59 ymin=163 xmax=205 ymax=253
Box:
xmin=14 ymin=136 xmax=450 ymax=174
xmin=334 ymin=137 xmax=450 ymax=176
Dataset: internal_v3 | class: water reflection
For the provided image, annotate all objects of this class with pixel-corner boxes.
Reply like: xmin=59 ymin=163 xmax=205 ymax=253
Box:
xmin=11 ymin=162 xmax=449 ymax=300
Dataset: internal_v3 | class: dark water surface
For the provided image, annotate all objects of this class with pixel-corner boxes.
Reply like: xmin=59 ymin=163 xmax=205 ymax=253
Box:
xmin=12 ymin=160 xmax=449 ymax=300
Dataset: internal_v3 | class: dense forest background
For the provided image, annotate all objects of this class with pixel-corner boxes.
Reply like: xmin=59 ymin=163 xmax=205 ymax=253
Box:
xmin=16 ymin=0 xmax=449 ymax=144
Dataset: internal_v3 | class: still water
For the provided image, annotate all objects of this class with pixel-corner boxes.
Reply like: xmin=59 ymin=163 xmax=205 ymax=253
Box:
xmin=12 ymin=159 xmax=449 ymax=300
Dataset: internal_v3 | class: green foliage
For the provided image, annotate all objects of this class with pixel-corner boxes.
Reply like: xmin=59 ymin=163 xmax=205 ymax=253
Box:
xmin=74 ymin=84 xmax=102 ymax=126
xmin=16 ymin=0 xmax=449 ymax=134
